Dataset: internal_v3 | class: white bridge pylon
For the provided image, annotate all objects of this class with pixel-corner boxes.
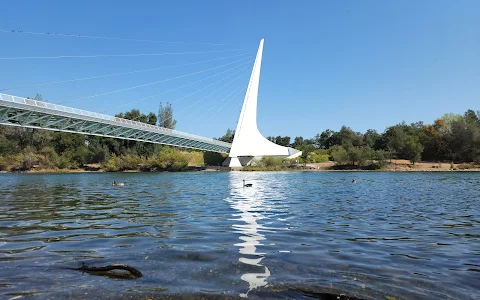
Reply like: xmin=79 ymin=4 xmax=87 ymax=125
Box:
xmin=225 ymin=39 xmax=301 ymax=167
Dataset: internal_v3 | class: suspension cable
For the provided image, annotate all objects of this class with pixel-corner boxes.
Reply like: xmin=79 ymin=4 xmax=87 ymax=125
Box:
xmin=60 ymin=56 xmax=252 ymax=104
xmin=117 ymin=65 xmax=250 ymax=122
xmin=105 ymin=62 xmax=252 ymax=114
xmin=158 ymin=69 xmax=250 ymax=125
xmin=0 ymin=53 xmax=250 ymax=92
xmin=189 ymin=83 xmax=247 ymax=123
xmin=0 ymin=29 xmax=231 ymax=46
xmin=0 ymin=48 xmax=250 ymax=60
xmin=209 ymin=87 xmax=247 ymax=118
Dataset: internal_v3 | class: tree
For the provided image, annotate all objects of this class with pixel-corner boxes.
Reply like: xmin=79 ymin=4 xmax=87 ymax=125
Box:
xmin=292 ymin=136 xmax=304 ymax=148
xmin=347 ymin=147 xmax=364 ymax=166
xmin=448 ymin=116 xmax=480 ymax=162
xmin=464 ymin=109 xmax=479 ymax=124
xmin=34 ymin=93 xmax=43 ymax=101
xmin=275 ymin=136 xmax=291 ymax=147
xmin=363 ymin=129 xmax=381 ymax=149
xmin=218 ymin=128 xmax=235 ymax=143
xmin=330 ymin=145 xmax=349 ymax=165
xmin=338 ymin=126 xmax=363 ymax=148
xmin=440 ymin=113 xmax=462 ymax=132
xmin=403 ymin=136 xmax=423 ymax=164
xmin=158 ymin=102 xmax=177 ymax=129
xmin=315 ymin=129 xmax=333 ymax=149
xmin=384 ymin=125 xmax=408 ymax=158
xmin=419 ymin=120 xmax=448 ymax=161
xmin=147 ymin=112 xmax=157 ymax=126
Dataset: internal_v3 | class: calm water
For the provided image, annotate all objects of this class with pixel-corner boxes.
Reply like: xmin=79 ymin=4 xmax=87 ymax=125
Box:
xmin=0 ymin=172 xmax=479 ymax=299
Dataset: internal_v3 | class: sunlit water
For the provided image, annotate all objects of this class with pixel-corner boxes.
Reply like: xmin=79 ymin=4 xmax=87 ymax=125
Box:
xmin=0 ymin=172 xmax=479 ymax=299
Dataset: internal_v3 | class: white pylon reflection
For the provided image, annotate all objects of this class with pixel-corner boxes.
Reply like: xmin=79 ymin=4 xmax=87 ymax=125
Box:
xmin=226 ymin=173 xmax=289 ymax=298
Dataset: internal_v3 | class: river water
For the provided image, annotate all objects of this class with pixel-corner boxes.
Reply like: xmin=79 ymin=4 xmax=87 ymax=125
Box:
xmin=0 ymin=172 xmax=479 ymax=299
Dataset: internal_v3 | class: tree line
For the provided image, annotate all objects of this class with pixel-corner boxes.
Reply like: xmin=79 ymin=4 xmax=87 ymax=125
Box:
xmin=2 ymin=92 xmax=479 ymax=172
xmin=217 ymin=109 xmax=480 ymax=168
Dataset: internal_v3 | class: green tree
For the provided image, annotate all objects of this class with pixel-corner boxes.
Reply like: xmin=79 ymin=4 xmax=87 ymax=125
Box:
xmin=292 ymin=136 xmax=304 ymax=148
xmin=217 ymin=128 xmax=235 ymax=143
xmin=403 ymin=136 xmax=423 ymax=164
xmin=419 ymin=119 xmax=447 ymax=161
xmin=363 ymin=129 xmax=381 ymax=150
xmin=347 ymin=147 xmax=364 ymax=166
xmin=464 ymin=109 xmax=479 ymax=124
xmin=441 ymin=113 xmax=462 ymax=132
xmin=315 ymin=130 xmax=329 ymax=149
xmin=147 ymin=112 xmax=157 ymax=125
xmin=275 ymin=136 xmax=291 ymax=147
xmin=447 ymin=116 xmax=480 ymax=162
xmin=330 ymin=145 xmax=349 ymax=165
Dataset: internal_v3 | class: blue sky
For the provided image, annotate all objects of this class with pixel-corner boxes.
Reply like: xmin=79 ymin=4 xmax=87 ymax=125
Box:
xmin=1 ymin=1 xmax=479 ymax=139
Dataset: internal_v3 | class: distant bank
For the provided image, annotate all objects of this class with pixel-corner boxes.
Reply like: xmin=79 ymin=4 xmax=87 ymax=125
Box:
xmin=2 ymin=160 xmax=479 ymax=173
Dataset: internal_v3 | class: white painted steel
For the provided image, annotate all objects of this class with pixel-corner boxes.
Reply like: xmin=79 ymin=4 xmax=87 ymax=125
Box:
xmin=227 ymin=39 xmax=301 ymax=167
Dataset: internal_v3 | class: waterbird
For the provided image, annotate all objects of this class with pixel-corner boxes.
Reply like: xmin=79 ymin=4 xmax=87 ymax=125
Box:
xmin=352 ymin=179 xmax=356 ymax=184
xmin=112 ymin=181 xmax=125 ymax=186
xmin=243 ymin=180 xmax=252 ymax=187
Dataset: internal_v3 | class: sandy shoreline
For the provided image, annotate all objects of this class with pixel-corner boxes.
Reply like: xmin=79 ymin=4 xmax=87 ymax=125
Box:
xmin=306 ymin=160 xmax=480 ymax=172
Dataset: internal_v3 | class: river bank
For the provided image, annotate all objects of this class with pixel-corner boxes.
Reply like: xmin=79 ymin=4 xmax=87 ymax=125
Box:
xmin=305 ymin=160 xmax=480 ymax=172
xmin=4 ymin=160 xmax=480 ymax=173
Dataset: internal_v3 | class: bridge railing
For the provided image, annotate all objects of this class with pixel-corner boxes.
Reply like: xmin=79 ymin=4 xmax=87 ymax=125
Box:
xmin=0 ymin=93 xmax=231 ymax=148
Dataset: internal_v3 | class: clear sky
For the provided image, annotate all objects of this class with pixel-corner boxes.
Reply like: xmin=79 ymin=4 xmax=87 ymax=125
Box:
xmin=1 ymin=1 xmax=479 ymax=139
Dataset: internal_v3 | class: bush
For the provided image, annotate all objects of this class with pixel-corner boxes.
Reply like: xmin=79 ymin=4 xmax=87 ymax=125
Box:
xmin=57 ymin=153 xmax=74 ymax=169
xmin=457 ymin=163 xmax=475 ymax=170
xmin=261 ymin=156 xmax=284 ymax=167
xmin=39 ymin=147 xmax=59 ymax=169
xmin=306 ymin=152 xmax=329 ymax=163
xmin=0 ymin=155 xmax=6 ymax=171
xmin=142 ymin=151 xmax=189 ymax=171
xmin=362 ymin=163 xmax=383 ymax=170
xmin=103 ymin=154 xmax=121 ymax=172
xmin=21 ymin=151 xmax=39 ymax=171
xmin=204 ymin=151 xmax=227 ymax=166
xmin=330 ymin=146 xmax=349 ymax=165
xmin=183 ymin=151 xmax=204 ymax=166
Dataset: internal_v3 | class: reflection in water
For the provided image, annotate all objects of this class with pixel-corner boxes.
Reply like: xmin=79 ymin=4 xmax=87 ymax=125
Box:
xmin=226 ymin=173 xmax=288 ymax=298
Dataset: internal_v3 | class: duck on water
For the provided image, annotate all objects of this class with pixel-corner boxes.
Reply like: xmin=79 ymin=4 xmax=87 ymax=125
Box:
xmin=112 ymin=181 xmax=125 ymax=186
xmin=243 ymin=180 xmax=252 ymax=187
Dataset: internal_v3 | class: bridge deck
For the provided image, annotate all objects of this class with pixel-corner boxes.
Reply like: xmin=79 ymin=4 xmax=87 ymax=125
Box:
xmin=0 ymin=93 xmax=231 ymax=153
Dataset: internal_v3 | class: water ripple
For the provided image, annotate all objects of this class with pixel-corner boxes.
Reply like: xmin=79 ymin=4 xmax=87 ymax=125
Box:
xmin=0 ymin=172 xmax=478 ymax=299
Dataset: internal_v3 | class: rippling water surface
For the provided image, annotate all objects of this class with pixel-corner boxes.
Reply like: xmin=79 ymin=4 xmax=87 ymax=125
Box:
xmin=0 ymin=172 xmax=479 ymax=299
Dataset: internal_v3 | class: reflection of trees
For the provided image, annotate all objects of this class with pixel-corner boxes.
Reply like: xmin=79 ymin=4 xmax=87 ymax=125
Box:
xmin=226 ymin=173 xmax=288 ymax=298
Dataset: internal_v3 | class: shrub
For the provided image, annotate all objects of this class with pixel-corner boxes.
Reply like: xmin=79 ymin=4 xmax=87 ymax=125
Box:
xmin=204 ymin=151 xmax=226 ymax=166
xmin=183 ymin=151 xmax=204 ymax=166
xmin=0 ymin=155 xmax=6 ymax=171
xmin=21 ymin=151 xmax=39 ymax=170
xmin=39 ymin=147 xmax=59 ymax=169
xmin=330 ymin=146 xmax=349 ymax=165
xmin=457 ymin=163 xmax=475 ymax=170
xmin=307 ymin=152 xmax=329 ymax=163
xmin=103 ymin=154 xmax=121 ymax=172
xmin=261 ymin=156 xmax=284 ymax=167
